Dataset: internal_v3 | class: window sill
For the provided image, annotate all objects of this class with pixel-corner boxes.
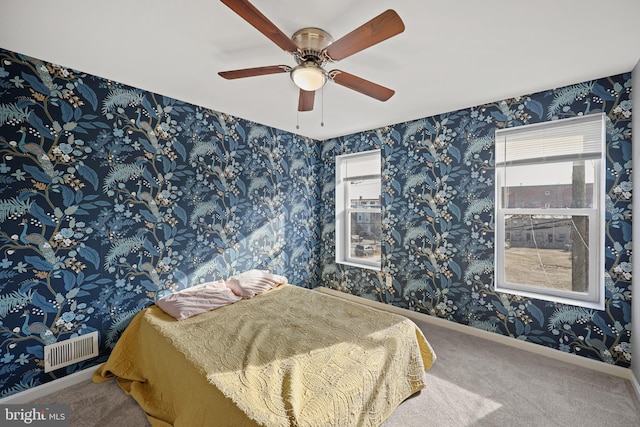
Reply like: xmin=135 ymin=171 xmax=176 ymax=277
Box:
xmin=336 ymin=260 xmax=381 ymax=271
xmin=495 ymin=284 xmax=604 ymax=310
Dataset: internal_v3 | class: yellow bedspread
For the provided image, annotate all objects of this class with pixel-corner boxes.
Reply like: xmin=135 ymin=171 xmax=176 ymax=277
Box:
xmin=93 ymin=285 xmax=436 ymax=426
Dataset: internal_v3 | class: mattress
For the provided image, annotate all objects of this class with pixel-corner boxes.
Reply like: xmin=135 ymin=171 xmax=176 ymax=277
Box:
xmin=93 ymin=284 xmax=436 ymax=426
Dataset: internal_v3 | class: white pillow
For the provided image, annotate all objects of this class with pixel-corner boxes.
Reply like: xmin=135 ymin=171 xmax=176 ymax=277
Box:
xmin=156 ymin=280 xmax=241 ymax=320
xmin=225 ymin=270 xmax=287 ymax=298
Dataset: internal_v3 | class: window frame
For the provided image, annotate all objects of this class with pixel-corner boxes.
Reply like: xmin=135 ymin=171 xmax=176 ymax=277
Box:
xmin=335 ymin=150 xmax=381 ymax=270
xmin=494 ymin=114 xmax=606 ymax=309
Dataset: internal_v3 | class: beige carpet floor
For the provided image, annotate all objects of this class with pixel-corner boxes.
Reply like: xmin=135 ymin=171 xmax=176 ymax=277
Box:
xmin=31 ymin=319 xmax=640 ymax=426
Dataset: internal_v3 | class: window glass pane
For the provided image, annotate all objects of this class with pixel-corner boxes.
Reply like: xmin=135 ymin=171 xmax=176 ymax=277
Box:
xmin=502 ymin=160 xmax=596 ymax=209
xmin=504 ymin=214 xmax=589 ymax=292
xmin=348 ymin=178 xmax=381 ymax=209
xmin=349 ymin=211 xmax=381 ymax=263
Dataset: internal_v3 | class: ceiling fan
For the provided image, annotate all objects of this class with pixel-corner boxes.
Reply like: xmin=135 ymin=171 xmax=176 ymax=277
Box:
xmin=218 ymin=0 xmax=405 ymax=112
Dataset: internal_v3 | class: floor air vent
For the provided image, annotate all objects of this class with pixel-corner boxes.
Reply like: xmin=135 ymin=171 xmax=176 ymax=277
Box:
xmin=44 ymin=331 xmax=99 ymax=372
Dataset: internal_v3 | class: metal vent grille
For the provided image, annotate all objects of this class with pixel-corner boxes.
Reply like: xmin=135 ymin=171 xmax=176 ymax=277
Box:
xmin=44 ymin=331 xmax=99 ymax=372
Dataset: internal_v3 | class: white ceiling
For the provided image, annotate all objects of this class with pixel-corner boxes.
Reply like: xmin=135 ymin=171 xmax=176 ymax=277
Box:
xmin=1 ymin=0 xmax=639 ymax=140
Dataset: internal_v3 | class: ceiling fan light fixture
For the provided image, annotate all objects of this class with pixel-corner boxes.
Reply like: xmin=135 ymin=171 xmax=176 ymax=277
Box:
xmin=290 ymin=61 xmax=327 ymax=91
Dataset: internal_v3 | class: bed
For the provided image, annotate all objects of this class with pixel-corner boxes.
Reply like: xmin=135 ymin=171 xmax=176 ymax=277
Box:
xmin=93 ymin=282 xmax=436 ymax=426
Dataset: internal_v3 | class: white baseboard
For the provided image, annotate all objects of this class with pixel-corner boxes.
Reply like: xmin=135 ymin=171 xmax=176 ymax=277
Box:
xmin=631 ymin=371 xmax=640 ymax=404
xmin=0 ymin=364 xmax=100 ymax=404
xmin=315 ymin=287 xmax=634 ymax=381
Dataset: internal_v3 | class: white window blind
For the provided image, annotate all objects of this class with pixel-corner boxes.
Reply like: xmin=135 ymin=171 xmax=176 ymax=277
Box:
xmin=340 ymin=150 xmax=381 ymax=181
xmin=495 ymin=113 xmax=606 ymax=166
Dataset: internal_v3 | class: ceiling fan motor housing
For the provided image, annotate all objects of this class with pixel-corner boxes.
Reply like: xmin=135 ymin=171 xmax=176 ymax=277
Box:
xmin=291 ymin=27 xmax=333 ymax=65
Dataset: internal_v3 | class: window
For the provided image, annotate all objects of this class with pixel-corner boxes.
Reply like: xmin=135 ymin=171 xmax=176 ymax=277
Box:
xmin=495 ymin=113 xmax=605 ymax=309
xmin=335 ymin=150 xmax=381 ymax=270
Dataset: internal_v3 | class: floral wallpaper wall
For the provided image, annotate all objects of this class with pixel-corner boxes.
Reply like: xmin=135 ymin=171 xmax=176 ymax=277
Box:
xmin=0 ymin=48 xmax=321 ymax=397
xmin=0 ymin=44 xmax=633 ymax=398
xmin=320 ymin=73 xmax=633 ymax=368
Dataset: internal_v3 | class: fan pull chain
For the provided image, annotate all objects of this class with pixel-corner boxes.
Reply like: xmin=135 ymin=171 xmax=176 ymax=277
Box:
xmin=321 ymin=86 xmax=324 ymax=127
xmin=296 ymin=110 xmax=299 ymax=130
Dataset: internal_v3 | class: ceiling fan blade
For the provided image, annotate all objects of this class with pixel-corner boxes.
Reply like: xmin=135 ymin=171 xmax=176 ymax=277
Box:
xmin=298 ymin=89 xmax=315 ymax=111
xmin=325 ymin=10 xmax=405 ymax=61
xmin=220 ymin=0 xmax=299 ymax=53
xmin=218 ymin=65 xmax=290 ymax=79
xmin=330 ymin=70 xmax=395 ymax=102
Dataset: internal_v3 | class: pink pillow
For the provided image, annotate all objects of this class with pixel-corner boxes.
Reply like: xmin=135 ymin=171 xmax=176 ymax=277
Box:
xmin=156 ymin=280 xmax=241 ymax=320
xmin=225 ymin=269 xmax=287 ymax=298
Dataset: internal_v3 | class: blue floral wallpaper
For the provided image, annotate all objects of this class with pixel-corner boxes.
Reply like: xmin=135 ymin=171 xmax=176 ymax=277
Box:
xmin=0 ymin=48 xmax=321 ymax=397
xmin=0 ymin=45 xmax=633 ymax=398
xmin=319 ymin=74 xmax=633 ymax=368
